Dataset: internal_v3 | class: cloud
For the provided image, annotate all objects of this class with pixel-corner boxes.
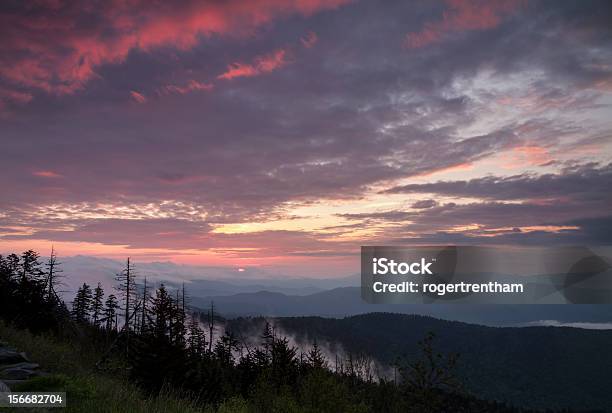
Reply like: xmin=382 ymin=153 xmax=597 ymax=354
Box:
xmin=217 ymin=49 xmax=290 ymax=80
xmin=384 ymin=163 xmax=612 ymax=202
xmin=130 ymin=90 xmax=147 ymax=103
xmin=2 ymin=215 xmax=354 ymax=256
xmin=159 ymin=80 xmax=214 ymax=96
xmin=411 ymin=199 xmax=438 ymax=209
xmin=0 ymin=0 xmax=351 ymax=96
xmin=1 ymin=0 xmax=612 ymax=259
xmin=301 ymin=31 xmax=318 ymax=48
xmin=338 ymin=163 xmax=612 ymax=245
xmin=32 ymin=170 xmax=62 ymax=178
xmin=405 ymin=0 xmax=524 ymax=48
xmin=0 ymin=87 xmax=33 ymax=107
xmin=4 ymin=218 xmax=213 ymax=250
xmin=338 ymin=201 xmax=612 ymax=245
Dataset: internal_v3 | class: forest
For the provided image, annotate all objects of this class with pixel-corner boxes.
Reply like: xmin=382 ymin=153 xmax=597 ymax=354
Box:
xmin=0 ymin=249 xmax=601 ymax=412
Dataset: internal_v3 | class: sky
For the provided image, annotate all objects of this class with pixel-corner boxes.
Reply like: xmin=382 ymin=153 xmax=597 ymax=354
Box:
xmin=1 ymin=0 xmax=611 ymax=276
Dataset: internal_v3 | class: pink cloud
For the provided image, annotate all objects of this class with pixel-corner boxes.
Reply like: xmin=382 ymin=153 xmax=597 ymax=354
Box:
xmin=130 ymin=90 xmax=147 ymax=103
xmin=0 ymin=0 xmax=351 ymax=97
xmin=406 ymin=0 xmax=523 ymax=48
xmin=502 ymin=145 xmax=552 ymax=169
xmin=301 ymin=31 xmax=318 ymax=48
xmin=33 ymin=170 xmax=62 ymax=178
xmin=217 ymin=49 xmax=290 ymax=80
xmin=0 ymin=87 xmax=33 ymax=113
xmin=160 ymin=80 xmax=214 ymax=95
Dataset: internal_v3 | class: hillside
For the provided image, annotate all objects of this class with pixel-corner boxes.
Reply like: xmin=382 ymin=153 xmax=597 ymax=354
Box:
xmin=0 ymin=322 xmax=209 ymax=413
xmin=227 ymin=313 xmax=612 ymax=411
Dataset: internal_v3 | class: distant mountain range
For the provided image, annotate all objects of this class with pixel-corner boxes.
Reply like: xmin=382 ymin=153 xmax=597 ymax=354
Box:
xmin=58 ymin=255 xmax=612 ymax=327
xmin=227 ymin=313 xmax=612 ymax=411
xmin=57 ymin=255 xmax=358 ymax=296
xmin=193 ymin=287 xmax=612 ymax=327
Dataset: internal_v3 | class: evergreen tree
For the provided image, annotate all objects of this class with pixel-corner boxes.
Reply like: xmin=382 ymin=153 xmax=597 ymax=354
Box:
xmin=398 ymin=331 xmax=461 ymax=411
xmin=19 ymin=249 xmax=44 ymax=282
xmin=306 ymin=339 xmax=327 ymax=369
xmin=72 ymin=283 xmax=93 ymax=323
xmin=215 ymin=330 xmax=239 ymax=366
xmin=170 ymin=288 xmax=186 ymax=346
xmin=261 ymin=321 xmax=275 ymax=362
xmin=3 ymin=253 xmax=20 ymax=276
xmin=0 ymin=255 xmax=19 ymax=319
xmin=270 ymin=336 xmax=298 ymax=386
xmin=187 ymin=312 xmax=206 ymax=357
xmin=103 ymin=294 xmax=119 ymax=331
xmin=91 ymin=282 xmax=104 ymax=327
xmin=150 ymin=284 xmax=173 ymax=341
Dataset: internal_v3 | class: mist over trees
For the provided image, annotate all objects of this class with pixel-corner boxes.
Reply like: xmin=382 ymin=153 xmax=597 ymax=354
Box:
xmin=0 ymin=249 xmax=582 ymax=412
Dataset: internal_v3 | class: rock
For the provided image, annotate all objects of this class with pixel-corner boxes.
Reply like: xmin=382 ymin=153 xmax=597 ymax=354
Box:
xmin=0 ymin=362 xmax=39 ymax=371
xmin=0 ymin=367 xmax=41 ymax=380
xmin=0 ymin=344 xmax=45 ymax=389
xmin=0 ymin=380 xmax=10 ymax=392
xmin=0 ymin=348 xmax=27 ymax=365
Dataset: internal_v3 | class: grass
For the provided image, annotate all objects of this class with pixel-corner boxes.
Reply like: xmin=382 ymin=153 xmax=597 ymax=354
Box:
xmin=0 ymin=321 xmax=212 ymax=413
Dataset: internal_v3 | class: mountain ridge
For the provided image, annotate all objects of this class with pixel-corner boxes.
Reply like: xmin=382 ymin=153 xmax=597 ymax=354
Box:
xmin=227 ymin=312 xmax=612 ymax=411
xmin=193 ymin=286 xmax=612 ymax=327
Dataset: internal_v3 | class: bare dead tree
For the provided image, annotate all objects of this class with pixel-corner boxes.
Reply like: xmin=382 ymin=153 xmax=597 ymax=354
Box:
xmin=115 ymin=257 xmax=136 ymax=357
xmin=44 ymin=246 xmax=63 ymax=304
xmin=140 ymin=276 xmax=148 ymax=333
xmin=208 ymin=301 xmax=215 ymax=354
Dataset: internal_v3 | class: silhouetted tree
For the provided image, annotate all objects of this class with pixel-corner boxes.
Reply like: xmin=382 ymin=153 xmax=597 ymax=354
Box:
xmin=398 ymin=332 xmax=461 ymax=413
xmin=170 ymin=288 xmax=186 ymax=346
xmin=44 ymin=246 xmax=63 ymax=304
xmin=150 ymin=284 xmax=173 ymax=341
xmin=115 ymin=257 xmax=136 ymax=356
xmin=261 ymin=321 xmax=274 ymax=361
xmin=91 ymin=283 xmax=104 ymax=327
xmin=2 ymin=253 xmax=20 ymax=275
xmin=187 ymin=312 xmax=206 ymax=358
xmin=72 ymin=283 xmax=93 ymax=324
xmin=215 ymin=330 xmax=239 ymax=366
xmin=207 ymin=301 xmax=215 ymax=354
xmin=103 ymin=294 xmax=119 ymax=331
xmin=306 ymin=339 xmax=327 ymax=370
xmin=140 ymin=276 xmax=149 ymax=334
xmin=20 ymin=250 xmax=44 ymax=282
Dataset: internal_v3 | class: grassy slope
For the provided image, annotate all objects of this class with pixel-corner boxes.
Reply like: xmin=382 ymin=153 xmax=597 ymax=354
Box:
xmin=0 ymin=322 xmax=218 ymax=413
